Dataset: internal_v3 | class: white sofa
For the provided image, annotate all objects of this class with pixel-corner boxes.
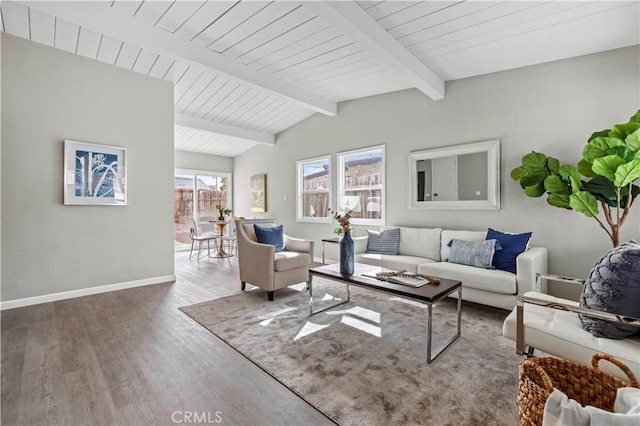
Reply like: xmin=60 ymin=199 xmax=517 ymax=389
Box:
xmin=353 ymin=227 xmax=548 ymax=310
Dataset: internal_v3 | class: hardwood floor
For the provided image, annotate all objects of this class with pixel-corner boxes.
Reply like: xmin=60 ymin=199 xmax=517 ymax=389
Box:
xmin=1 ymin=252 xmax=334 ymax=425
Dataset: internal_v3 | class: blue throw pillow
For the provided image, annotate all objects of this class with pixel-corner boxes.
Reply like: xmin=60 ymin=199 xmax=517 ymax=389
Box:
xmin=486 ymin=228 xmax=532 ymax=273
xmin=366 ymin=228 xmax=400 ymax=255
xmin=447 ymin=239 xmax=501 ymax=269
xmin=254 ymin=224 xmax=285 ymax=252
xmin=580 ymin=240 xmax=640 ymax=339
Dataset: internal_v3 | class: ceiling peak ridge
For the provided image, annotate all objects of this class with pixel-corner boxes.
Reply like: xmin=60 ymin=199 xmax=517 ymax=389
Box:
xmin=304 ymin=1 xmax=445 ymax=100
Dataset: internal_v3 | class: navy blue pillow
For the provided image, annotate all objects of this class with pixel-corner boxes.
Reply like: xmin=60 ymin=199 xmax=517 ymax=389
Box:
xmin=254 ymin=224 xmax=285 ymax=252
xmin=486 ymin=228 xmax=532 ymax=273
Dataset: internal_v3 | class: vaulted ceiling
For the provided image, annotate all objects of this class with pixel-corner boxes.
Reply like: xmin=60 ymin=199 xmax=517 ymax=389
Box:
xmin=2 ymin=1 xmax=638 ymax=157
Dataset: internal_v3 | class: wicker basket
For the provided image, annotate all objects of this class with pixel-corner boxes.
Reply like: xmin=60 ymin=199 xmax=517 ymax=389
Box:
xmin=517 ymin=353 xmax=639 ymax=426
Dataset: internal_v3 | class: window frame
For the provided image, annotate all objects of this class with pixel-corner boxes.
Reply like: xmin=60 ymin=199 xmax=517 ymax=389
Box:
xmin=337 ymin=144 xmax=386 ymax=227
xmin=174 ymin=168 xmax=232 ymax=251
xmin=296 ymin=155 xmax=332 ymax=223
xmin=175 ymin=169 xmax=233 ymax=219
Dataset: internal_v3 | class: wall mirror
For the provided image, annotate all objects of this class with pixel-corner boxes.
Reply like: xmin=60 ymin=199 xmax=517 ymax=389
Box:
xmin=408 ymin=139 xmax=500 ymax=210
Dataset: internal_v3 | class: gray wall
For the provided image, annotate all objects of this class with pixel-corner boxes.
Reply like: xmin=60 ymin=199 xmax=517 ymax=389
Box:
xmin=1 ymin=34 xmax=175 ymax=302
xmin=234 ymin=45 xmax=640 ymax=298
xmin=175 ymin=150 xmax=233 ymax=173
xmin=233 ymin=155 xmax=270 ymax=220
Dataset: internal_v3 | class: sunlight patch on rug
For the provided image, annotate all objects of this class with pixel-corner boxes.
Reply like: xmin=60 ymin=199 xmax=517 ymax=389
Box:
xmin=294 ymin=321 xmax=331 ymax=341
xmin=340 ymin=315 xmax=381 ymax=337
xmin=321 ymin=293 xmax=341 ymax=301
xmin=325 ymin=305 xmax=381 ymax=323
xmin=257 ymin=306 xmax=298 ymax=326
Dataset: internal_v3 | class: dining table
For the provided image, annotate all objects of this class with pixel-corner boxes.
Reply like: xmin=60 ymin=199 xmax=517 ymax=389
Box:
xmin=210 ymin=220 xmax=233 ymax=258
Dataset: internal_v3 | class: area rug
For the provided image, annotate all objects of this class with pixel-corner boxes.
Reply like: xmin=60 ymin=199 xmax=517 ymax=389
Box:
xmin=180 ymin=279 xmax=521 ymax=425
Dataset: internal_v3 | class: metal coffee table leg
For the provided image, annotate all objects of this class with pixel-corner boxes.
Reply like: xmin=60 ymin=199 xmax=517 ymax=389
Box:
xmin=426 ymin=286 xmax=462 ymax=364
xmin=308 ymin=278 xmax=350 ymax=316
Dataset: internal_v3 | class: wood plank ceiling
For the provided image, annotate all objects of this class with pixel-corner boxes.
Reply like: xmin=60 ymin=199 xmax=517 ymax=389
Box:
xmin=2 ymin=1 xmax=639 ymax=157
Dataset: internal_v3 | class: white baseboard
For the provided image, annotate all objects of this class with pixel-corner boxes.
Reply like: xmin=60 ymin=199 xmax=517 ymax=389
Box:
xmin=0 ymin=275 xmax=176 ymax=311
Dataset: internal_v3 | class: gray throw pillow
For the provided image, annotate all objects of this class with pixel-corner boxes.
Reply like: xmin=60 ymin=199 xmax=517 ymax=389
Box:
xmin=447 ymin=239 xmax=501 ymax=269
xmin=366 ymin=228 xmax=400 ymax=255
xmin=580 ymin=240 xmax=640 ymax=339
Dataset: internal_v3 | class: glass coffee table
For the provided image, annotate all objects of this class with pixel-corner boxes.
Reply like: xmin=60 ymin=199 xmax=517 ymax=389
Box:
xmin=309 ymin=262 xmax=462 ymax=364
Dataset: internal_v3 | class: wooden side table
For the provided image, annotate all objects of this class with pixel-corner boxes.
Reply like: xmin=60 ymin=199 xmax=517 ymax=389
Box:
xmin=321 ymin=237 xmax=339 ymax=264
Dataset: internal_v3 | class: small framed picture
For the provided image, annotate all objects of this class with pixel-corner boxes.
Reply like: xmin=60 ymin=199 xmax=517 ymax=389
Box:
xmin=250 ymin=173 xmax=266 ymax=212
xmin=64 ymin=140 xmax=127 ymax=205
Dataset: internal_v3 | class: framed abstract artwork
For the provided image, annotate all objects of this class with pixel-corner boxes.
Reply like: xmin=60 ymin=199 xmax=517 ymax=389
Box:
xmin=63 ymin=140 xmax=127 ymax=205
xmin=250 ymin=173 xmax=266 ymax=212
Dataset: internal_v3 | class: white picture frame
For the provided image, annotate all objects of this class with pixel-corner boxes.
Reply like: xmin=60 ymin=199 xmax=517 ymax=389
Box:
xmin=64 ymin=140 xmax=127 ymax=206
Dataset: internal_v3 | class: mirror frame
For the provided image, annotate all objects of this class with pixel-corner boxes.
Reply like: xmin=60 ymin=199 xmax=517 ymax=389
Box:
xmin=408 ymin=139 xmax=501 ymax=210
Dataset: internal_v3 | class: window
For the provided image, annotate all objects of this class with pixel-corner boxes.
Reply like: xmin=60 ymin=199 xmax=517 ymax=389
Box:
xmin=337 ymin=145 xmax=385 ymax=226
xmin=297 ymin=155 xmax=331 ymax=223
xmin=174 ymin=169 xmax=232 ymax=250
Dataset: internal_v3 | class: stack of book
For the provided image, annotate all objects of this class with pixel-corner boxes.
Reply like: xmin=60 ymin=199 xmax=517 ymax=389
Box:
xmin=362 ymin=270 xmax=440 ymax=288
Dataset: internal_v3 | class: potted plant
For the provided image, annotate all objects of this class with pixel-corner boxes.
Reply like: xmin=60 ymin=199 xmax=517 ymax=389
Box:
xmin=511 ymin=110 xmax=640 ymax=247
xmin=215 ymin=204 xmax=233 ymax=221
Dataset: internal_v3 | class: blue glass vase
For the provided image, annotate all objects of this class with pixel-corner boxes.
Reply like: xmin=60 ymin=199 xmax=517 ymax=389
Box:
xmin=340 ymin=231 xmax=354 ymax=275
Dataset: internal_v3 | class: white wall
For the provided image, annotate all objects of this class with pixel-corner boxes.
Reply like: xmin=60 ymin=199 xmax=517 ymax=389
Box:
xmin=1 ymin=34 xmax=175 ymax=303
xmin=234 ymin=45 xmax=640 ymax=298
xmin=175 ymin=150 xmax=233 ymax=173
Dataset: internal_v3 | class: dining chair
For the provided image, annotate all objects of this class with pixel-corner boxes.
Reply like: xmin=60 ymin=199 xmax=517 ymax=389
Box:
xmin=199 ymin=216 xmax=217 ymax=236
xmin=187 ymin=218 xmax=218 ymax=261
xmin=222 ymin=216 xmax=238 ymax=256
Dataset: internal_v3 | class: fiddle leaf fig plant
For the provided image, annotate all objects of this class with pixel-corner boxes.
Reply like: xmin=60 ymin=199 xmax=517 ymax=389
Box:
xmin=511 ymin=110 xmax=640 ymax=247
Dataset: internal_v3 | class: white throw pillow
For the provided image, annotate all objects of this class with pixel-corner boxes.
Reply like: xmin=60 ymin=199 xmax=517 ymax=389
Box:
xmin=399 ymin=227 xmax=441 ymax=260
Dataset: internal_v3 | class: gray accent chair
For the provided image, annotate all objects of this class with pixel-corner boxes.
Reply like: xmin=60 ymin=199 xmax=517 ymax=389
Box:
xmin=236 ymin=219 xmax=314 ymax=301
